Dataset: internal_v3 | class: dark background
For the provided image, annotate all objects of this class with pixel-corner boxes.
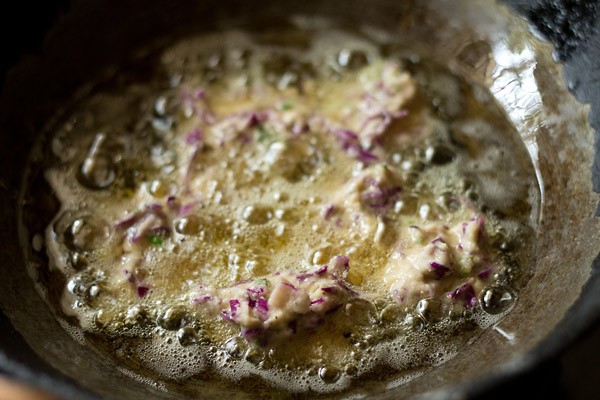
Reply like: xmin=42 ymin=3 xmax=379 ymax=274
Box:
xmin=1 ymin=0 xmax=600 ymax=399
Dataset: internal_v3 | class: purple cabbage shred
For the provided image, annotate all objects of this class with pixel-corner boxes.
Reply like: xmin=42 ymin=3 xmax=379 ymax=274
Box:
xmin=177 ymin=203 xmax=195 ymax=215
xmin=430 ymin=261 xmax=450 ymax=279
xmin=282 ymin=282 xmax=298 ymax=290
xmin=221 ymin=311 xmax=234 ymax=323
xmin=323 ymin=205 xmax=336 ymax=220
xmin=296 ymin=272 xmax=314 ymax=282
xmin=332 ymin=129 xmax=379 ymax=164
xmin=256 ymin=298 xmax=269 ymax=318
xmin=192 ymin=296 xmax=212 ymax=303
xmin=146 ymin=203 xmax=163 ymax=212
xmin=315 ymin=265 xmax=328 ymax=275
xmin=247 ymin=287 xmax=265 ymax=296
xmin=311 ymin=297 xmax=325 ymax=305
xmin=137 ymin=286 xmax=149 ymax=297
xmin=449 ymin=283 xmax=477 ymax=308
xmin=361 ymin=179 xmax=401 ymax=211
xmin=229 ymin=299 xmax=240 ymax=316
xmin=478 ymin=266 xmax=493 ymax=279
xmin=248 ymin=298 xmax=257 ymax=308
xmin=185 ymin=128 xmax=203 ymax=145
xmin=242 ymin=328 xmax=261 ymax=337
xmin=332 ymin=255 xmax=350 ymax=269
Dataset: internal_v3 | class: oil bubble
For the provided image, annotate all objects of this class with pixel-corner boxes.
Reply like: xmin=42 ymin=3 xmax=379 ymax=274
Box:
xmin=345 ymin=298 xmax=378 ymax=326
xmin=174 ymin=215 xmax=205 ymax=235
xmin=344 ymin=363 xmax=358 ymax=376
xmin=157 ymin=306 xmax=187 ymax=330
xmin=241 ymin=205 xmax=273 ymax=224
xmin=78 ymin=134 xmax=117 ymax=189
xmin=244 ymin=346 xmax=265 ymax=365
xmin=64 ymin=216 xmax=110 ymax=252
xmin=223 ymin=336 xmax=247 ymax=359
xmin=177 ymin=326 xmax=200 ymax=346
xmin=318 ymin=365 xmax=340 ymax=383
xmin=480 ymin=286 xmax=515 ymax=315
xmin=415 ymin=298 xmax=443 ymax=323
xmin=337 ymin=49 xmax=369 ymax=70
xmin=380 ymin=303 xmax=403 ymax=323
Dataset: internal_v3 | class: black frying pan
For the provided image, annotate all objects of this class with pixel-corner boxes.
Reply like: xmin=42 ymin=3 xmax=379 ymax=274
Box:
xmin=1 ymin=1 xmax=599 ymax=398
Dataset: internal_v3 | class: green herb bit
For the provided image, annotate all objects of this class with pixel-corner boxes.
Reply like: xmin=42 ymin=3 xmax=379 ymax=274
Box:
xmin=281 ymin=101 xmax=293 ymax=110
xmin=459 ymin=256 xmax=475 ymax=276
xmin=147 ymin=233 xmax=165 ymax=247
xmin=256 ymin=125 xmax=274 ymax=143
xmin=255 ymin=278 xmax=270 ymax=286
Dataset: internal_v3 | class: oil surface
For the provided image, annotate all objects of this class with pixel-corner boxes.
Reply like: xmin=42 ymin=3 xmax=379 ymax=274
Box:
xmin=21 ymin=26 xmax=539 ymax=396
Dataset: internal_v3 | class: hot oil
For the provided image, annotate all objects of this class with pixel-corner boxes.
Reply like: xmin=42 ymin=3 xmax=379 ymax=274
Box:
xmin=20 ymin=25 xmax=539 ymax=396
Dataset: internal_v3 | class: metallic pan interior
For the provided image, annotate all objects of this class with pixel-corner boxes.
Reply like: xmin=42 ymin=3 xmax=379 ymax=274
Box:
xmin=0 ymin=0 xmax=599 ymax=398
